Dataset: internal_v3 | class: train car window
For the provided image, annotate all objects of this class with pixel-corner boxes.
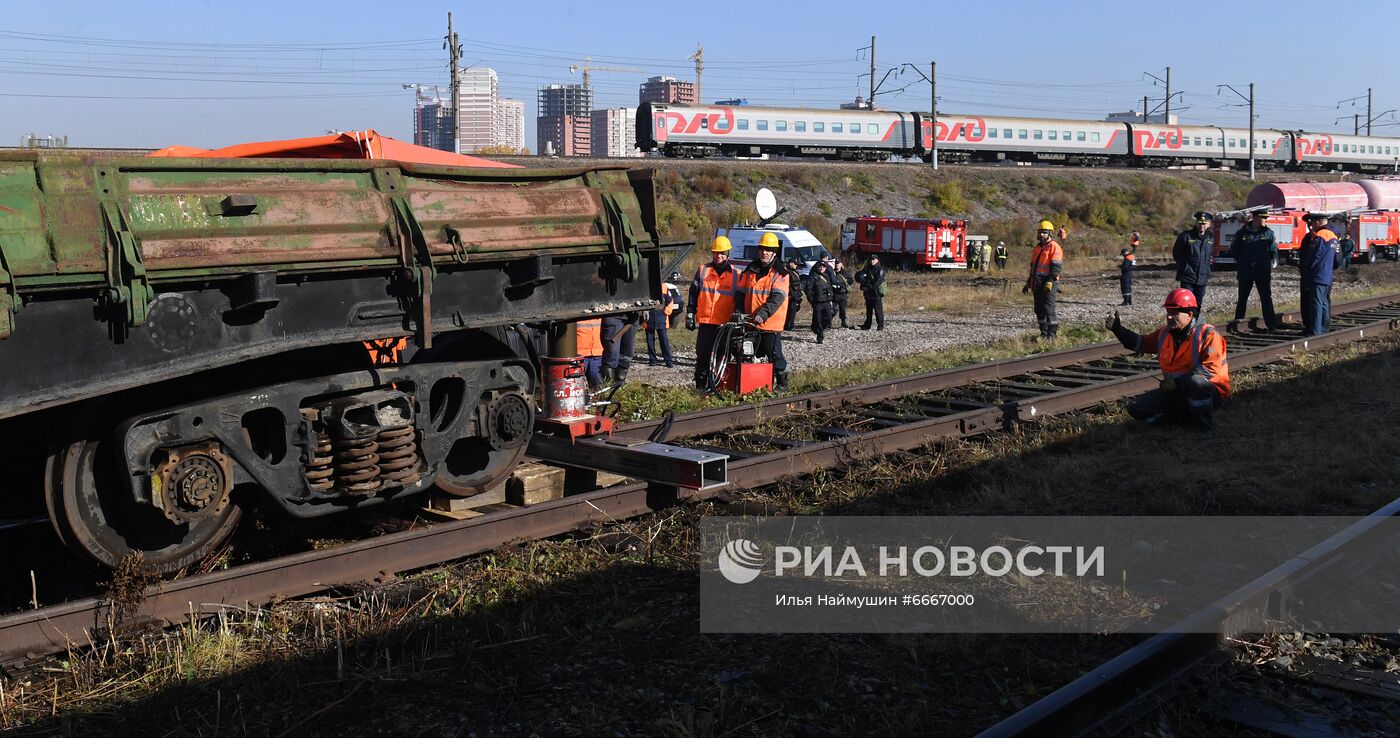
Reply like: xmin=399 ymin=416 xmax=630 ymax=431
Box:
xmin=1078 ymin=131 xmax=1086 ymax=141
xmin=776 ymin=121 xmax=788 ymax=131
xmin=832 ymin=123 xmax=843 ymax=133
xmin=1004 ymin=128 xmax=1013 ymax=138
xmin=795 ymin=121 xmax=806 ymax=132
xmin=1228 ymin=138 xmax=1236 ymax=147
xmin=1063 ymin=130 xmax=1070 ymax=140
xmin=989 ymin=128 xmax=998 ymax=138
xmin=1048 ymin=131 xmax=1058 ymax=140
xmin=814 ymin=122 xmax=825 ymax=132
xmin=738 ymin=119 xmax=749 ymax=131
xmin=1206 ymin=139 xmax=1213 ymax=146
xmin=757 ymin=120 xmax=769 ymax=131
xmin=851 ymin=124 xmax=862 ymax=134
xmin=1091 ymin=132 xmax=1100 ymax=142
xmin=1194 ymin=137 xmax=1202 ymax=146
xmin=700 ymin=118 xmax=708 ymax=129
xmin=1370 ymin=145 xmax=1377 ymax=154
xmin=1018 ymin=129 xmax=1027 ymax=139
xmin=1033 ymin=130 xmax=1043 ymax=140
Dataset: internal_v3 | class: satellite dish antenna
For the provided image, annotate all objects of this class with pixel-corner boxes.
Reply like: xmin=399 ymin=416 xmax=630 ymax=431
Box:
xmin=755 ymin=188 xmax=778 ymax=221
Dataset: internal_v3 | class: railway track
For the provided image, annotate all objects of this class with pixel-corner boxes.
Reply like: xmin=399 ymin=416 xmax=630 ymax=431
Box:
xmin=980 ymin=497 xmax=1400 ymax=737
xmin=3 ymin=294 xmax=1399 ymax=670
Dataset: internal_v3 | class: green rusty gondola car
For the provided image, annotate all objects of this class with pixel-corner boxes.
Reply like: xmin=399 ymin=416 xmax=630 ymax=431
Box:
xmin=0 ymin=151 xmax=661 ymax=572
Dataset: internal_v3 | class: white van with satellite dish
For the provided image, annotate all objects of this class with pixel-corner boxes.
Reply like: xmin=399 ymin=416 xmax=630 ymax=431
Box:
xmin=718 ymin=188 xmax=832 ymax=281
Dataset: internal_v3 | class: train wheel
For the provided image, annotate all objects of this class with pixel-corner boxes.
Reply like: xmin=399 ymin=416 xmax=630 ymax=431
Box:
xmin=44 ymin=439 xmax=242 ymax=574
xmin=433 ymin=441 xmax=527 ymax=497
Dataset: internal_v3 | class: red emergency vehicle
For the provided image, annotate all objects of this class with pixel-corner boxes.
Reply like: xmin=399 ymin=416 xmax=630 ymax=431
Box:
xmin=1347 ymin=211 xmax=1400 ymax=263
xmin=840 ymin=216 xmax=968 ymax=269
xmin=1214 ymin=209 xmax=1400 ymax=266
xmin=1211 ymin=210 xmax=1306 ymax=267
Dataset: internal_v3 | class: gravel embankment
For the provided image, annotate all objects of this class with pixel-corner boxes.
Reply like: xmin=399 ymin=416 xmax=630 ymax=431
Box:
xmin=627 ymin=262 xmax=1400 ymax=388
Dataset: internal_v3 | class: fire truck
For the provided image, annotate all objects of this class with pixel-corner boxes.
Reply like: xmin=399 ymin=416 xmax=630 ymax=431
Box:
xmin=1211 ymin=208 xmax=1304 ymax=268
xmin=839 ymin=216 xmax=967 ymax=269
xmin=1213 ymin=207 xmax=1400 ymax=267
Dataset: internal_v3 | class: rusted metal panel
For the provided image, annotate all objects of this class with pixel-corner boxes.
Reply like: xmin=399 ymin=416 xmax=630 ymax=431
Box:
xmin=0 ymin=151 xmax=651 ymax=290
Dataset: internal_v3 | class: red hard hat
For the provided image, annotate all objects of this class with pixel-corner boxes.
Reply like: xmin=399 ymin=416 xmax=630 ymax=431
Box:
xmin=1163 ymin=288 xmax=1198 ymax=310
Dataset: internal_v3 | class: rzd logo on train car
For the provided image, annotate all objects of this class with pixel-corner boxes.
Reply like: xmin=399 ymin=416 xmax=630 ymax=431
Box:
xmin=1132 ymin=127 xmax=1186 ymax=155
xmin=1295 ymin=135 xmax=1335 ymax=158
xmin=654 ymin=108 xmax=736 ymax=141
xmin=921 ymin=118 xmax=987 ymax=148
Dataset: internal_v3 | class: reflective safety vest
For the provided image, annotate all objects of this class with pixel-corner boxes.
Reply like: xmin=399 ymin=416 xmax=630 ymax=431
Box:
xmin=1027 ymin=239 xmax=1064 ymax=285
xmin=576 ymin=318 xmax=603 ymax=357
xmin=662 ymin=282 xmax=680 ymax=316
xmin=691 ymin=263 xmax=738 ymax=325
xmin=738 ymin=267 xmax=790 ymax=332
xmin=1135 ymin=321 xmax=1230 ymax=399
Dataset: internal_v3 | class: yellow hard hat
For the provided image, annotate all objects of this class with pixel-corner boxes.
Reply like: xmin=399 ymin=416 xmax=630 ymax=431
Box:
xmin=1037 ymin=220 xmax=1055 ymax=231
xmin=710 ymin=235 xmax=732 ymax=253
xmin=758 ymin=232 xmax=781 ymax=249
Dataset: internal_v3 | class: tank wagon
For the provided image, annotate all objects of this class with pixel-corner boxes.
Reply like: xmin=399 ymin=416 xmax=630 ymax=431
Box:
xmin=0 ymin=151 xmax=663 ymax=572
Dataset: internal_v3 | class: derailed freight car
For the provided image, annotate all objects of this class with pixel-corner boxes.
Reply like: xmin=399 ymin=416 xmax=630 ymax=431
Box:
xmin=0 ymin=151 xmax=663 ymax=572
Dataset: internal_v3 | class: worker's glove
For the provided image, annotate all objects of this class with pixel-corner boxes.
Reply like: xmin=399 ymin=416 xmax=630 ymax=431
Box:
xmin=1043 ymin=280 xmax=1054 ymax=293
xmin=1021 ymin=284 xmax=1031 ymax=295
xmin=685 ymin=313 xmax=696 ymax=331
xmin=1104 ymin=311 xmax=1121 ymax=332
xmin=1159 ymin=377 xmax=1178 ymax=393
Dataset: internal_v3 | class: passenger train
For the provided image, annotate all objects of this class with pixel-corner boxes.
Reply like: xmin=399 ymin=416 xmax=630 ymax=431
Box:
xmin=637 ymin=102 xmax=1400 ymax=173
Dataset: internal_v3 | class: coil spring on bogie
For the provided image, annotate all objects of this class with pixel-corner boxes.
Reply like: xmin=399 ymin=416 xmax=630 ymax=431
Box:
xmin=304 ymin=430 xmax=336 ymax=493
xmin=333 ymin=434 xmax=382 ymax=494
xmin=375 ymin=425 xmax=423 ymax=486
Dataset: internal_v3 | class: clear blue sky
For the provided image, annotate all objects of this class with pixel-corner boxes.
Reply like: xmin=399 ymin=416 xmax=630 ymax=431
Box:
xmin=4 ymin=0 xmax=1398 ymax=149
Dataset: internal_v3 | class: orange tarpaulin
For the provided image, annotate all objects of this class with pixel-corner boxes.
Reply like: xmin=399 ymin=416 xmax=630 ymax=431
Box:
xmin=147 ymin=129 xmax=517 ymax=168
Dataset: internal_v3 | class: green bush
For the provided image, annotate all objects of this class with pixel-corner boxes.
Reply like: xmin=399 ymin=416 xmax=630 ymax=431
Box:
xmin=817 ymin=201 xmax=833 ymax=217
xmin=922 ymin=179 xmax=968 ymax=216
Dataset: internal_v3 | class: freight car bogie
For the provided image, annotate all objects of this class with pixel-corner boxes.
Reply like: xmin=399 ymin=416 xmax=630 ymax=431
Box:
xmin=41 ymin=335 xmax=536 ymax=573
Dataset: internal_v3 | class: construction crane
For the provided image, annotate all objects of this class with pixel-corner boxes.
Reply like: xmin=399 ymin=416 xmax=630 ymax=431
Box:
xmin=569 ymin=57 xmax=643 ymax=90
xmin=401 ymin=83 xmax=445 ymax=104
xmin=689 ymin=45 xmax=703 ymax=103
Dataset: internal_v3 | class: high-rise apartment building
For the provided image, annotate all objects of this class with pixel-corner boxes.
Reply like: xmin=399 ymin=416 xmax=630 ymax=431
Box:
xmin=638 ymin=75 xmax=697 ymax=105
xmin=457 ymin=68 xmax=499 ymax=153
xmin=590 ymin=108 xmax=639 ymax=158
xmin=495 ymin=98 xmax=525 ymax=152
xmin=413 ymin=99 xmax=455 ymax=152
xmin=538 ymin=84 xmax=593 ymax=157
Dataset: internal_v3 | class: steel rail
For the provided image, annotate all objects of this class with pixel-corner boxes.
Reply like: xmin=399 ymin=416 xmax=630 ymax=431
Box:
xmin=977 ymin=496 xmax=1400 ymax=738
xmin=2 ymin=296 xmax=1397 ymax=668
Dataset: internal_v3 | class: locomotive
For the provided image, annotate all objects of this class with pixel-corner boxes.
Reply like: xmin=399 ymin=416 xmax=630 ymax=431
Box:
xmin=0 ymin=150 xmax=664 ymax=573
xmin=638 ymin=102 xmax=1400 ymax=173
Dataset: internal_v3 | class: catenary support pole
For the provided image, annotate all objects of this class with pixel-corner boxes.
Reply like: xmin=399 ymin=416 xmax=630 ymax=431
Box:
xmin=930 ymin=61 xmax=938 ymax=172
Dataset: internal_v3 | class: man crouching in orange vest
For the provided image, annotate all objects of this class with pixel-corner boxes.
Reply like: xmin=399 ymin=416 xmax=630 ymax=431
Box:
xmin=1105 ymin=287 xmax=1230 ymax=432
xmin=738 ymin=232 xmax=792 ymax=391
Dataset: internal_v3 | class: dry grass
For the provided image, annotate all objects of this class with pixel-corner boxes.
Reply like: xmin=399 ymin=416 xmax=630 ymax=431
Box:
xmin=7 ymin=324 xmax=1399 ymax=736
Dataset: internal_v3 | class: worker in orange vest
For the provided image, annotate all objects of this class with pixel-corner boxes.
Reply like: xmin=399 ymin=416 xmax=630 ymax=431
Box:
xmin=1023 ymin=220 xmax=1064 ymax=341
xmin=738 ymin=232 xmax=792 ymax=390
xmin=1106 ymin=288 xmax=1230 ymax=432
xmin=575 ymin=317 xmax=604 ymax=390
xmin=686 ymin=236 xmax=739 ymax=390
xmin=1057 ymin=224 xmax=1069 ymax=243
